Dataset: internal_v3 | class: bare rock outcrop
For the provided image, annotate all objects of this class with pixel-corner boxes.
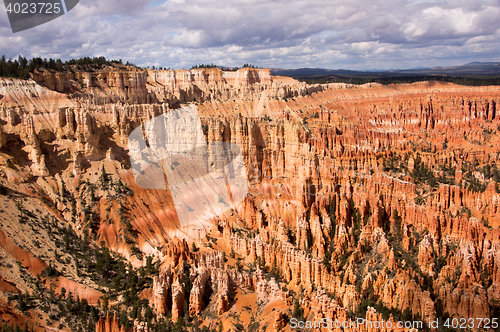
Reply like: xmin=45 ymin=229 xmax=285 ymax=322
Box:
xmin=95 ymin=312 xmax=125 ymax=332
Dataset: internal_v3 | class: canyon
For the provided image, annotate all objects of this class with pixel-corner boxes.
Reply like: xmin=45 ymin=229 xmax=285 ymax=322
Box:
xmin=0 ymin=66 xmax=499 ymax=331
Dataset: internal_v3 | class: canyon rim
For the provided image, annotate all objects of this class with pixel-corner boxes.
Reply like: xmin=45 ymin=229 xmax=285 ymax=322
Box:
xmin=0 ymin=64 xmax=499 ymax=332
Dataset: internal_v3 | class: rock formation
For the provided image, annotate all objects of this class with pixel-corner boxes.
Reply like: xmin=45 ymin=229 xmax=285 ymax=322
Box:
xmin=0 ymin=69 xmax=500 ymax=331
xmin=95 ymin=312 xmax=126 ymax=332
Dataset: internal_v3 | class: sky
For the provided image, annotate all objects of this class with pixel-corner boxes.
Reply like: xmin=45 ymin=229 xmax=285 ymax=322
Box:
xmin=1 ymin=0 xmax=500 ymax=70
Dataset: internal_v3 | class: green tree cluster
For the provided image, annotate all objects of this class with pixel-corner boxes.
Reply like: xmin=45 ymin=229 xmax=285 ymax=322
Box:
xmin=0 ymin=55 xmax=123 ymax=79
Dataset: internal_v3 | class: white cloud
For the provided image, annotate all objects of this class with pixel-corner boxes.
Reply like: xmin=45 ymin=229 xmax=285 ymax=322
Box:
xmin=0 ymin=0 xmax=499 ymax=69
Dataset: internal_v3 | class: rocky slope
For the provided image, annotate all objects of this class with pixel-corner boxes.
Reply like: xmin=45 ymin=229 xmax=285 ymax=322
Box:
xmin=0 ymin=67 xmax=499 ymax=331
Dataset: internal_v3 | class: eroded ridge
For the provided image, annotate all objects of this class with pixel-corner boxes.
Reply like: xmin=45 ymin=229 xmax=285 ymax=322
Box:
xmin=0 ymin=69 xmax=498 ymax=331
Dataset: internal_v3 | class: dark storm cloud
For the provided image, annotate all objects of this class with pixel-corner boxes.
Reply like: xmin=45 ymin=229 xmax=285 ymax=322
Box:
xmin=0 ymin=0 xmax=499 ymax=69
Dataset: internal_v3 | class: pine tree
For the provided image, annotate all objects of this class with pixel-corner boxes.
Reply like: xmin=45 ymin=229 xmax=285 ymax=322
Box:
xmin=99 ymin=165 xmax=109 ymax=190
xmin=64 ymin=226 xmax=71 ymax=251
xmin=145 ymin=306 xmax=153 ymax=324
xmin=352 ymin=207 xmax=362 ymax=244
xmin=64 ymin=293 xmax=72 ymax=312
xmin=102 ymin=295 xmax=109 ymax=312
xmin=329 ymin=193 xmax=336 ymax=239
xmin=0 ymin=55 xmax=5 ymax=76
xmin=18 ymin=293 xmax=26 ymax=312
xmin=145 ymin=256 xmax=153 ymax=274
xmin=292 ymin=299 xmax=303 ymax=319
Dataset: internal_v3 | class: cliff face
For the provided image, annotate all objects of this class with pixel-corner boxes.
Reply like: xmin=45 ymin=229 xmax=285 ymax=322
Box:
xmin=142 ymin=81 xmax=500 ymax=330
xmin=0 ymin=71 xmax=500 ymax=331
xmin=30 ymin=67 xmax=320 ymax=106
xmin=30 ymin=69 xmax=149 ymax=104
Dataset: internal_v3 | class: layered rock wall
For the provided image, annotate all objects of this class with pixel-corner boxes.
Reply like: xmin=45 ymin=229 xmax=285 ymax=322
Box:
xmin=2 ymin=74 xmax=500 ymax=330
